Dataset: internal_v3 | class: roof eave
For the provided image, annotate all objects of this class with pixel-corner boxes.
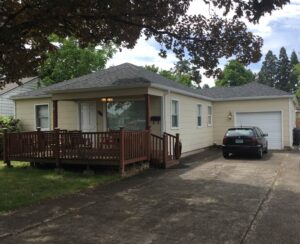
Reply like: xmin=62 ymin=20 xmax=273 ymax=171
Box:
xmin=12 ymin=94 xmax=52 ymax=100
xmin=213 ymin=95 xmax=294 ymax=102
xmin=150 ymin=84 xmax=214 ymax=101
xmin=48 ymin=83 xmax=150 ymax=94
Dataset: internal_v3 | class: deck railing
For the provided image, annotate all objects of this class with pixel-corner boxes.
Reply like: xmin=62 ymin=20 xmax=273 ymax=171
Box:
xmin=150 ymin=132 xmax=181 ymax=168
xmin=3 ymin=128 xmax=180 ymax=172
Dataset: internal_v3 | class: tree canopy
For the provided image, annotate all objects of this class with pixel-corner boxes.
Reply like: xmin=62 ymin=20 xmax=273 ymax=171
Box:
xmin=215 ymin=60 xmax=255 ymax=87
xmin=257 ymin=50 xmax=278 ymax=87
xmin=145 ymin=63 xmax=196 ymax=87
xmin=38 ymin=36 xmax=115 ymax=86
xmin=0 ymin=0 xmax=290 ymax=88
xmin=276 ymin=47 xmax=292 ymax=92
xmin=256 ymin=47 xmax=299 ymax=93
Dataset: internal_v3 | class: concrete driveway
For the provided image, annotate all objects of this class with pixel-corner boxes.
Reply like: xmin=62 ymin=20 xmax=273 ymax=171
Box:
xmin=1 ymin=149 xmax=300 ymax=244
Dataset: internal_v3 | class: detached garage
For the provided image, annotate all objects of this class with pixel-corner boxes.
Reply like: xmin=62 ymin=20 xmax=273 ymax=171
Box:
xmin=235 ymin=112 xmax=282 ymax=149
xmin=198 ymin=82 xmax=298 ymax=149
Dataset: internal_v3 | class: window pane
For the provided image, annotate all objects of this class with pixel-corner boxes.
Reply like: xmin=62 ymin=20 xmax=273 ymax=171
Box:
xmin=107 ymin=101 xmax=145 ymax=130
xmin=198 ymin=116 xmax=202 ymax=126
xmin=36 ymin=105 xmax=49 ymax=129
xmin=198 ymin=105 xmax=202 ymax=116
xmin=172 ymin=115 xmax=178 ymax=127
xmin=208 ymin=106 xmax=212 ymax=115
xmin=172 ymin=100 xmax=178 ymax=115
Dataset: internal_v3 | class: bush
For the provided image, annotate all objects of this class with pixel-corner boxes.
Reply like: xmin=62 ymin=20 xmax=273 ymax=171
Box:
xmin=0 ymin=116 xmax=21 ymax=160
xmin=0 ymin=116 xmax=21 ymax=133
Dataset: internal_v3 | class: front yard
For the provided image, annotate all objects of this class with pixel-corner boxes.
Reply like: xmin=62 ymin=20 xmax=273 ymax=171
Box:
xmin=0 ymin=161 xmax=120 ymax=213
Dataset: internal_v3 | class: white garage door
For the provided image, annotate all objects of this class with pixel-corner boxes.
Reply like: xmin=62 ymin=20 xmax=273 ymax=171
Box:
xmin=235 ymin=112 xmax=282 ymax=150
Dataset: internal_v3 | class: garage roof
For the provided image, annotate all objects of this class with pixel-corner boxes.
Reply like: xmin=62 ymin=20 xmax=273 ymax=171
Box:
xmin=197 ymin=82 xmax=293 ymax=100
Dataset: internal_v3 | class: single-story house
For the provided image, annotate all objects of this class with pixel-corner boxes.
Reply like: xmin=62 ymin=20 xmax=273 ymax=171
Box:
xmin=12 ymin=63 xmax=297 ymax=155
xmin=0 ymin=77 xmax=39 ymax=117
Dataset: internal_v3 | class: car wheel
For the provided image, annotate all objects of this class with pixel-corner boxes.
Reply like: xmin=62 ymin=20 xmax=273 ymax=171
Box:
xmin=223 ymin=151 xmax=230 ymax=159
xmin=257 ymin=148 xmax=263 ymax=159
xmin=263 ymin=146 xmax=268 ymax=154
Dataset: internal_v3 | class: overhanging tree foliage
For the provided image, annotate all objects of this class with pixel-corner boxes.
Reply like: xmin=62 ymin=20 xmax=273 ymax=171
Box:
xmin=145 ymin=64 xmax=196 ymax=87
xmin=0 ymin=0 xmax=290 ymax=88
xmin=38 ymin=35 xmax=115 ymax=86
xmin=215 ymin=60 xmax=255 ymax=87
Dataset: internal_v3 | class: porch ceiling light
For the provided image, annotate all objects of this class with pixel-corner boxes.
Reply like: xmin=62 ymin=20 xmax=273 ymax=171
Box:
xmin=100 ymin=97 xmax=114 ymax=102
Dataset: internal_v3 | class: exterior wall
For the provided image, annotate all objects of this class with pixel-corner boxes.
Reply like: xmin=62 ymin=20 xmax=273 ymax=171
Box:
xmin=213 ymin=98 xmax=292 ymax=148
xmin=0 ymin=78 xmax=39 ymax=117
xmin=57 ymin=101 xmax=79 ymax=130
xmin=15 ymin=98 xmax=53 ymax=131
xmin=150 ymin=95 xmax=162 ymax=135
xmin=164 ymin=91 xmax=214 ymax=153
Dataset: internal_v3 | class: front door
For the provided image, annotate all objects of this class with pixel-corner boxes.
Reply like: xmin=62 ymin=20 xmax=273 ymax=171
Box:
xmin=80 ymin=102 xmax=97 ymax=132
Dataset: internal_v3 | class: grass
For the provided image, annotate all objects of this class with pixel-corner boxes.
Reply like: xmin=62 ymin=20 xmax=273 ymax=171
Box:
xmin=0 ymin=161 xmax=120 ymax=213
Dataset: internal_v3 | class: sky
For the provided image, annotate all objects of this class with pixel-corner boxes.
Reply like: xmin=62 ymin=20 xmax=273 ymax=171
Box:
xmin=107 ymin=0 xmax=300 ymax=87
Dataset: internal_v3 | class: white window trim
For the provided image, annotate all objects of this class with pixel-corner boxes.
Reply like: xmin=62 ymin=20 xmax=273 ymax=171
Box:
xmin=34 ymin=103 xmax=50 ymax=131
xmin=197 ymin=103 xmax=203 ymax=128
xmin=171 ymin=99 xmax=180 ymax=129
xmin=207 ymin=105 xmax=213 ymax=127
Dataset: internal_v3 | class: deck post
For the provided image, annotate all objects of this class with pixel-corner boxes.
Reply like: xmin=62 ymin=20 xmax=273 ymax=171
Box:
xmin=119 ymin=127 xmax=125 ymax=175
xmin=54 ymin=128 xmax=60 ymax=168
xmin=175 ymin=133 xmax=180 ymax=159
xmin=37 ymin=127 xmax=41 ymax=152
xmin=146 ymin=129 xmax=151 ymax=162
xmin=162 ymin=133 xmax=168 ymax=166
xmin=145 ymin=94 xmax=151 ymax=130
xmin=3 ymin=129 xmax=11 ymax=167
xmin=53 ymin=100 xmax=58 ymax=129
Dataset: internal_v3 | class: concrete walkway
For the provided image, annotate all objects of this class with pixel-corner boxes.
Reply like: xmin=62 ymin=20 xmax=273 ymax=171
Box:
xmin=1 ymin=149 xmax=300 ymax=243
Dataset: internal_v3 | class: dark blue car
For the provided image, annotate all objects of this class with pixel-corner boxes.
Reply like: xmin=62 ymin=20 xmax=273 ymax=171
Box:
xmin=222 ymin=127 xmax=268 ymax=159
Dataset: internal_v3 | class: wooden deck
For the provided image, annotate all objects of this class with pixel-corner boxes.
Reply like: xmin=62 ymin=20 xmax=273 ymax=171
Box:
xmin=2 ymin=128 xmax=181 ymax=173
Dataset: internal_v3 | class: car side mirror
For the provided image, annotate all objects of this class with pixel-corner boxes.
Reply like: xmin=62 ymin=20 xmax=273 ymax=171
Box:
xmin=263 ymin=133 xmax=268 ymax=137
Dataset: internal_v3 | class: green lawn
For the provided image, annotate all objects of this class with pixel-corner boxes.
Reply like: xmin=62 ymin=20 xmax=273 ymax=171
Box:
xmin=0 ymin=161 xmax=120 ymax=213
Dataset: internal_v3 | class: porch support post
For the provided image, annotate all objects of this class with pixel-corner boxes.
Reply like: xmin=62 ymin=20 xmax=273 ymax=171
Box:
xmin=145 ymin=94 xmax=151 ymax=130
xmin=53 ymin=100 xmax=58 ymax=129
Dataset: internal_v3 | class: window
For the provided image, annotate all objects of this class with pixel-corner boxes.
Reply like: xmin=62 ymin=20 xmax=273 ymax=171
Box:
xmin=171 ymin=100 xmax=179 ymax=128
xmin=207 ymin=106 xmax=213 ymax=126
xmin=35 ymin=104 xmax=49 ymax=130
xmin=106 ymin=101 xmax=145 ymax=130
xmin=197 ymin=104 xmax=202 ymax=127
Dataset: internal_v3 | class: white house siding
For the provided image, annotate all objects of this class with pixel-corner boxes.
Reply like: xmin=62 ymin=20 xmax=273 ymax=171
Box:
xmin=0 ymin=78 xmax=39 ymax=117
xmin=164 ymin=91 xmax=214 ymax=153
xmin=15 ymin=98 xmax=53 ymax=131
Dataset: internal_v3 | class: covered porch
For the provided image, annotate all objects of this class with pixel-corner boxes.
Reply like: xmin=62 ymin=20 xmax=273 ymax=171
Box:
xmin=5 ymin=90 xmax=180 ymax=172
xmin=51 ymin=89 xmax=163 ymax=136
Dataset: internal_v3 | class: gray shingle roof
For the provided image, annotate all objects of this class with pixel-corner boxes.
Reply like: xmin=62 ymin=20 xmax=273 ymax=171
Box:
xmin=13 ymin=63 xmax=293 ymax=101
xmin=197 ymin=82 xmax=292 ymax=100
xmin=0 ymin=77 xmax=37 ymax=95
xmin=13 ymin=63 xmax=208 ymax=99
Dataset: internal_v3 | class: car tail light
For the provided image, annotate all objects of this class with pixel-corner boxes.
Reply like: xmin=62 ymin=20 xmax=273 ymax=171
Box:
xmin=251 ymin=137 xmax=257 ymax=145
xmin=223 ymin=137 xmax=228 ymax=144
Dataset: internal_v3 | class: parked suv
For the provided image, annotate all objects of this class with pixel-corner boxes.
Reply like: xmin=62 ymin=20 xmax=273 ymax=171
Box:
xmin=222 ymin=127 xmax=268 ymax=159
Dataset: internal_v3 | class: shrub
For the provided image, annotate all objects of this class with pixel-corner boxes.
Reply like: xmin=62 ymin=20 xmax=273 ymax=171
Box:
xmin=0 ymin=116 xmax=21 ymax=159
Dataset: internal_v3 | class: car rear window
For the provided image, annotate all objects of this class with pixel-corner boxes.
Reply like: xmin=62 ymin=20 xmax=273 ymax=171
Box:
xmin=226 ymin=129 xmax=254 ymax=137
